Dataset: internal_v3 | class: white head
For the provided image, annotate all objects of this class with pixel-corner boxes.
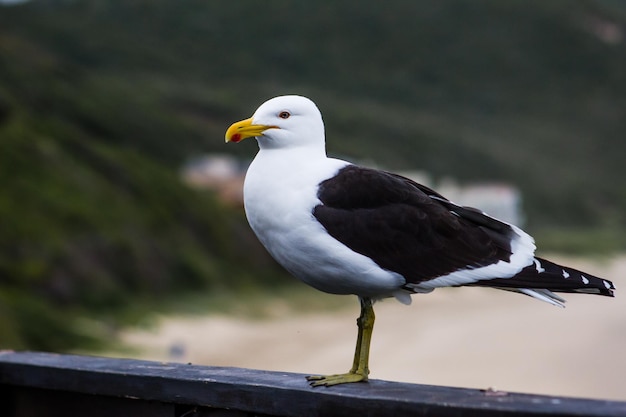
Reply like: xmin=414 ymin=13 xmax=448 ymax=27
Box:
xmin=225 ymin=95 xmax=325 ymax=151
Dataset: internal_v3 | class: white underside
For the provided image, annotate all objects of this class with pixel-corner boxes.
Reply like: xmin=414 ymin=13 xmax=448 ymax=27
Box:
xmin=244 ymin=146 xmax=406 ymax=300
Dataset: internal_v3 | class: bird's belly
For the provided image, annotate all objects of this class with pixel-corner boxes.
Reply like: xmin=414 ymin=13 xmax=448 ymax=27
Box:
xmin=245 ymin=191 xmax=405 ymax=297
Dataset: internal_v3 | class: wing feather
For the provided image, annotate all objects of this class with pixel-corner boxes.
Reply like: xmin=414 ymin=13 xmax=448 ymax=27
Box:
xmin=314 ymin=166 xmax=519 ymax=285
xmin=314 ymin=166 xmax=615 ymax=300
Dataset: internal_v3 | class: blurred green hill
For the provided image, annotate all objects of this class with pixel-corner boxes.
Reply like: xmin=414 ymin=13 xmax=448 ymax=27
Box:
xmin=1 ymin=0 xmax=625 ymax=350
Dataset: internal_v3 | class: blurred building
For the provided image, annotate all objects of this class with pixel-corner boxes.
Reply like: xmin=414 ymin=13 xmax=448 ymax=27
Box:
xmin=181 ymin=154 xmax=246 ymax=205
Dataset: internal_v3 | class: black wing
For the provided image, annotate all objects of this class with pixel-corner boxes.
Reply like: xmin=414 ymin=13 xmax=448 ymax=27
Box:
xmin=469 ymin=256 xmax=615 ymax=296
xmin=313 ymin=165 xmax=518 ymax=285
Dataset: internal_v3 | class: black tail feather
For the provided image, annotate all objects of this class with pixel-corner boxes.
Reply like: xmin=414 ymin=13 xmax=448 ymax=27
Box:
xmin=468 ymin=257 xmax=615 ymax=297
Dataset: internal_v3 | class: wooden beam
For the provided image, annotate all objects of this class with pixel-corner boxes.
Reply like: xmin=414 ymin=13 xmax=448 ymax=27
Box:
xmin=1 ymin=351 xmax=625 ymax=417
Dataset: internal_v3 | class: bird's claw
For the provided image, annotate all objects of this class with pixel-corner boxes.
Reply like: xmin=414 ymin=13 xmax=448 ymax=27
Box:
xmin=306 ymin=372 xmax=368 ymax=387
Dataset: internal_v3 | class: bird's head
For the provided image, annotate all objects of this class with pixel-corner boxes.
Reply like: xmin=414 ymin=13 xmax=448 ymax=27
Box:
xmin=225 ymin=95 xmax=325 ymax=150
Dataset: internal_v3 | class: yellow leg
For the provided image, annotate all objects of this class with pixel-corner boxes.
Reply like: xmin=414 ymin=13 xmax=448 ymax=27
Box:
xmin=307 ymin=297 xmax=375 ymax=387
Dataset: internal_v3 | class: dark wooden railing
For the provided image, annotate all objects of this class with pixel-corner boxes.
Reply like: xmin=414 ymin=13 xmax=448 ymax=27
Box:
xmin=1 ymin=351 xmax=625 ymax=416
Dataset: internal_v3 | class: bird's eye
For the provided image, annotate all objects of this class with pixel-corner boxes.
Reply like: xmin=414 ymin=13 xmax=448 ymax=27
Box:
xmin=278 ymin=111 xmax=291 ymax=119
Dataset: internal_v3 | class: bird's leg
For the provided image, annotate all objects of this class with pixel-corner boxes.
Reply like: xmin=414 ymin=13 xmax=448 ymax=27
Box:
xmin=307 ymin=297 xmax=375 ymax=387
xmin=349 ymin=304 xmax=365 ymax=374
xmin=350 ymin=297 xmax=374 ymax=375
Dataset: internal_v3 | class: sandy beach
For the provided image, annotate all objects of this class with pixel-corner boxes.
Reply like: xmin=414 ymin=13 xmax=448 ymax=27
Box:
xmin=111 ymin=255 xmax=626 ymax=401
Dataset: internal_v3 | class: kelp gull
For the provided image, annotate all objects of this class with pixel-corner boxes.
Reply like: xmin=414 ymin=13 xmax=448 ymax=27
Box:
xmin=225 ymin=95 xmax=615 ymax=387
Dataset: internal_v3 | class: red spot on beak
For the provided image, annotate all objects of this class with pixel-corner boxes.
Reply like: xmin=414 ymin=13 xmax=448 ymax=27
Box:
xmin=230 ymin=133 xmax=242 ymax=143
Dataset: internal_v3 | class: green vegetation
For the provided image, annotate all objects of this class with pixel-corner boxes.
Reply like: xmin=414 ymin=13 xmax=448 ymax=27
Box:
xmin=0 ymin=0 xmax=625 ymax=351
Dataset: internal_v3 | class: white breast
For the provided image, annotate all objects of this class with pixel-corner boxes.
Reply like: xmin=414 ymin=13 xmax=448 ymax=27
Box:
xmin=243 ymin=149 xmax=406 ymax=298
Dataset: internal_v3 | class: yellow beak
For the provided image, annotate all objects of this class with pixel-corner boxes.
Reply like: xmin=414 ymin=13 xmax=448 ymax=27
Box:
xmin=225 ymin=117 xmax=277 ymax=143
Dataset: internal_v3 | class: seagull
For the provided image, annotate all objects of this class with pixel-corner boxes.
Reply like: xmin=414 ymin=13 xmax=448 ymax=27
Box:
xmin=225 ymin=95 xmax=615 ymax=387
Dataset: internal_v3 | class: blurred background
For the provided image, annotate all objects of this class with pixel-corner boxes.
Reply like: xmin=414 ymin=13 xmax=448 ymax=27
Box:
xmin=1 ymin=0 xmax=625 ymax=400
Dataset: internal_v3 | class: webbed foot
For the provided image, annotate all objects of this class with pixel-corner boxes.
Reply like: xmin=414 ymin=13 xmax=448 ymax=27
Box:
xmin=306 ymin=372 xmax=368 ymax=387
